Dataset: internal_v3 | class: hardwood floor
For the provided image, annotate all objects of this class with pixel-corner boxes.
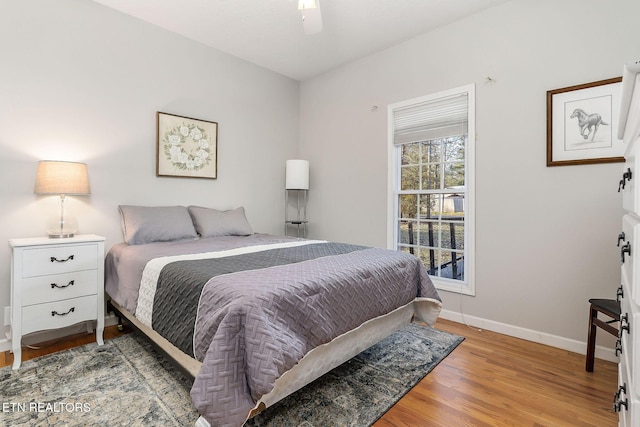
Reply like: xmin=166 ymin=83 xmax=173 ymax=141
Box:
xmin=376 ymin=319 xmax=618 ymax=427
xmin=0 ymin=325 xmax=130 ymax=369
xmin=1 ymin=319 xmax=618 ymax=426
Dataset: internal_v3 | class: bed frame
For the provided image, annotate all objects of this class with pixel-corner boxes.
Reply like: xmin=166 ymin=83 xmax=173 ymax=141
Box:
xmin=107 ymin=298 xmax=436 ymax=424
xmin=107 ymin=300 xmax=201 ymax=380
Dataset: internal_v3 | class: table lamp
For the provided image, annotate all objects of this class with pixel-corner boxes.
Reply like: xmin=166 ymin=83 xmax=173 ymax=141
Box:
xmin=34 ymin=160 xmax=90 ymax=238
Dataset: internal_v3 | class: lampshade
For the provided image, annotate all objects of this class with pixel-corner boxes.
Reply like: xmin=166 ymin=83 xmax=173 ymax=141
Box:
xmin=34 ymin=161 xmax=90 ymax=195
xmin=286 ymin=160 xmax=309 ymax=190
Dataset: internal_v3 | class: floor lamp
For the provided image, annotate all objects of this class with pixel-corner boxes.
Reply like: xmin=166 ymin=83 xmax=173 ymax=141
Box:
xmin=285 ymin=159 xmax=309 ymax=238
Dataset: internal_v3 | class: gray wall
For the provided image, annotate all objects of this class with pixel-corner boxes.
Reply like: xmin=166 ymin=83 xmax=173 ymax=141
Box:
xmin=0 ymin=0 xmax=300 ymax=330
xmin=299 ymin=0 xmax=639 ymax=347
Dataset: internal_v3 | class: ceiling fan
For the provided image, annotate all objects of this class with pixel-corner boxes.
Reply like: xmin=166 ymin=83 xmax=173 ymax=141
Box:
xmin=298 ymin=0 xmax=323 ymax=35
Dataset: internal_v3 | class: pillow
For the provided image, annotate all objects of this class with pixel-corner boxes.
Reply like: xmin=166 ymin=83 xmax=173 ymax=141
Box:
xmin=118 ymin=205 xmax=198 ymax=245
xmin=187 ymin=206 xmax=253 ymax=237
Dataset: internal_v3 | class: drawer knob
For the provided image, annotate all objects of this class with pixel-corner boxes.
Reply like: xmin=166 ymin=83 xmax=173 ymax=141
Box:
xmin=621 ymin=242 xmax=631 ymax=263
xmin=620 ymin=313 xmax=630 ymax=335
xmin=614 ymin=383 xmax=628 ymax=412
xmin=51 ymin=280 xmax=75 ymax=289
xmin=615 ymin=339 xmax=623 ymax=356
xmin=51 ymin=307 xmax=75 ymax=317
xmin=618 ymin=168 xmax=632 ymax=192
xmin=614 ymin=397 xmax=628 ymax=412
xmin=50 ymin=255 xmax=75 ymax=263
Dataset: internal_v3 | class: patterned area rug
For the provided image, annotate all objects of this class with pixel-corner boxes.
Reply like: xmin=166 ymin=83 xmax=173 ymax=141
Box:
xmin=1 ymin=332 xmax=197 ymax=427
xmin=246 ymin=323 xmax=463 ymax=426
xmin=0 ymin=323 xmax=463 ymax=427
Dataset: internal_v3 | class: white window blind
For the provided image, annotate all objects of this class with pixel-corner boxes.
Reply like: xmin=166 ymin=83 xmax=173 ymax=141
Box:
xmin=393 ymin=93 xmax=469 ymax=144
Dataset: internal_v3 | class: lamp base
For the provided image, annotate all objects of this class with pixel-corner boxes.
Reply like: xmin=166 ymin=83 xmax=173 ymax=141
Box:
xmin=46 ymin=208 xmax=78 ymax=239
xmin=48 ymin=232 xmax=75 ymax=239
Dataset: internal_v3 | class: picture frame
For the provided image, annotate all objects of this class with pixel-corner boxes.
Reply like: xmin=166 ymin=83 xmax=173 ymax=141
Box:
xmin=546 ymin=77 xmax=624 ymax=166
xmin=156 ymin=112 xmax=218 ymax=179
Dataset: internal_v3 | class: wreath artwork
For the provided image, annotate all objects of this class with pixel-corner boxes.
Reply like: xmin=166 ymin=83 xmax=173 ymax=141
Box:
xmin=163 ymin=123 xmax=211 ymax=171
xmin=157 ymin=112 xmax=218 ymax=179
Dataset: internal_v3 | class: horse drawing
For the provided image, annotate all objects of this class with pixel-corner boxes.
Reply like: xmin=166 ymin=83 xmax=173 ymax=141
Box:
xmin=569 ymin=108 xmax=608 ymax=142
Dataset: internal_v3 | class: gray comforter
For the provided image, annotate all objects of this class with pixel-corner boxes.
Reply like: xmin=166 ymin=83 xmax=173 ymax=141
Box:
xmin=105 ymin=235 xmax=441 ymax=427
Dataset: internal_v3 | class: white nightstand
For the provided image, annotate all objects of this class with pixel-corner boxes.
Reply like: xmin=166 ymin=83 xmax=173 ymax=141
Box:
xmin=9 ymin=234 xmax=105 ymax=370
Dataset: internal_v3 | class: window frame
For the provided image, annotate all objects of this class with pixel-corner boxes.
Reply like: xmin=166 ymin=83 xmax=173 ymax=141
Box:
xmin=387 ymin=84 xmax=476 ymax=296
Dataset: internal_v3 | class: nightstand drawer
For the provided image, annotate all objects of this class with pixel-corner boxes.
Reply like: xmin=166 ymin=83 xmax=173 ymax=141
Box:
xmin=20 ymin=270 xmax=97 ymax=306
xmin=21 ymin=295 xmax=97 ymax=336
xmin=21 ymin=243 xmax=99 ymax=277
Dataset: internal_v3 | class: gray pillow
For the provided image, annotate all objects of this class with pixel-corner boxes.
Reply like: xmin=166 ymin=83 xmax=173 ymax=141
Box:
xmin=188 ymin=206 xmax=253 ymax=237
xmin=119 ymin=205 xmax=198 ymax=245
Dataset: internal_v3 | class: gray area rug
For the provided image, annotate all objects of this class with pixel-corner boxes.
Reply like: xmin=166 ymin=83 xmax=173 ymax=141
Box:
xmin=0 ymin=323 xmax=463 ymax=427
xmin=246 ymin=323 xmax=463 ymax=426
xmin=1 ymin=332 xmax=197 ymax=427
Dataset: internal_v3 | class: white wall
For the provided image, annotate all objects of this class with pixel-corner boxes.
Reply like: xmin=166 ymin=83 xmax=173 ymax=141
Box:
xmin=299 ymin=0 xmax=639 ymax=347
xmin=0 ymin=0 xmax=299 ymax=329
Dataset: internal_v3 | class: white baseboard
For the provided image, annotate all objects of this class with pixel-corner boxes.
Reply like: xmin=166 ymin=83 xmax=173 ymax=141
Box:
xmin=0 ymin=314 xmax=118 ymax=355
xmin=439 ymin=309 xmax=618 ymax=363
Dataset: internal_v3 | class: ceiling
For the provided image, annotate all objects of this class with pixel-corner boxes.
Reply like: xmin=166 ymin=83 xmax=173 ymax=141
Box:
xmin=92 ymin=0 xmax=510 ymax=81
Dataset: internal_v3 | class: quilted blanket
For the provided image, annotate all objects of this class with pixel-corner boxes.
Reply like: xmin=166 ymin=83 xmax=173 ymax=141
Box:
xmin=108 ymin=237 xmax=441 ymax=427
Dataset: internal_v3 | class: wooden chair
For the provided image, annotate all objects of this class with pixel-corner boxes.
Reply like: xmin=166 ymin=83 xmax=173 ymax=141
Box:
xmin=586 ymin=298 xmax=621 ymax=372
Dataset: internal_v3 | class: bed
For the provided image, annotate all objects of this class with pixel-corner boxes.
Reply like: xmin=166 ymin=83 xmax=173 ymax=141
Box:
xmin=104 ymin=205 xmax=442 ymax=427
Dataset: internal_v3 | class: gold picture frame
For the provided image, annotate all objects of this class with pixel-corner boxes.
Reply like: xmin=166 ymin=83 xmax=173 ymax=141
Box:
xmin=546 ymin=77 xmax=624 ymax=166
xmin=156 ymin=112 xmax=218 ymax=179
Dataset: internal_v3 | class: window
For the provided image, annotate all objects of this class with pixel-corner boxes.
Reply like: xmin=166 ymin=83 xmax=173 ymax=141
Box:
xmin=388 ymin=85 xmax=475 ymax=295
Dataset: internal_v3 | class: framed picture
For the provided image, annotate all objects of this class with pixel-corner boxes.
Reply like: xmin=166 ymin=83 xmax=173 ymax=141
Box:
xmin=156 ymin=112 xmax=218 ymax=179
xmin=546 ymin=77 xmax=624 ymax=166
